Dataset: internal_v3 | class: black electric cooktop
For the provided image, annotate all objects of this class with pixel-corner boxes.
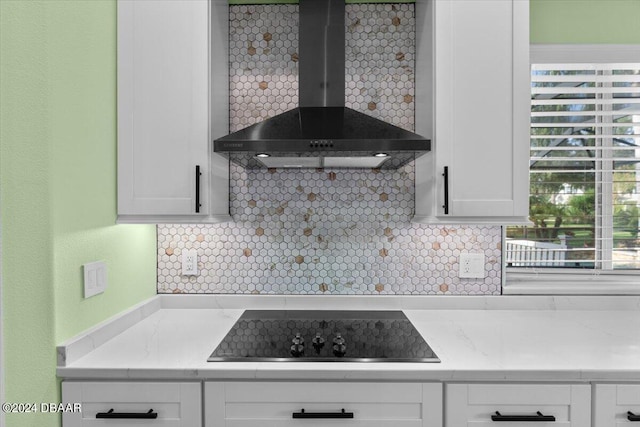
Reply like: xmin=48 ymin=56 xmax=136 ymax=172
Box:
xmin=208 ymin=310 xmax=440 ymax=362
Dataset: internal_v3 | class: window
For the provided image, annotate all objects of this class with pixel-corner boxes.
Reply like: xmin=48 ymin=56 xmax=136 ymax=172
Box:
xmin=504 ymin=46 xmax=640 ymax=294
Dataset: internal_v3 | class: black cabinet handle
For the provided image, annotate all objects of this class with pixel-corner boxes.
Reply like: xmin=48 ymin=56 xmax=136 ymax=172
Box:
xmin=629 ymin=411 xmax=640 ymax=421
xmin=491 ymin=411 xmax=555 ymax=422
xmin=195 ymin=165 xmax=202 ymax=213
xmin=96 ymin=408 xmax=158 ymax=419
xmin=292 ymin=408 xmax=354 ymax=419
xmin=442 ymin=166 xmax=449 ymax=214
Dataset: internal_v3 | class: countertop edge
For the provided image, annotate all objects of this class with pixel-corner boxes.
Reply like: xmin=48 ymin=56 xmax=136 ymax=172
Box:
xmin=56 ymin=366 xmax=640 ymax=382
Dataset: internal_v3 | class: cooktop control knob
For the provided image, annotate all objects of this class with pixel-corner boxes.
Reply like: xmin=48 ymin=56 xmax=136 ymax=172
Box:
xmin=290 ymin=333 xmax=305 ymax=357
xmin=290 ymin=343 xmax=304 ymax=357
xmin=292 ymin=333 xmax=304 ymax=345
xmin=332 ymin=333 xmax=346 ymax=357
xmin=312 ymin=333 xmax=325 ymax=351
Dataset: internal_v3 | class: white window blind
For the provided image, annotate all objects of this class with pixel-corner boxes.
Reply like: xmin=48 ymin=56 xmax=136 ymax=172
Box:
xmin=506 ymin=63 xmax=640 ymax=270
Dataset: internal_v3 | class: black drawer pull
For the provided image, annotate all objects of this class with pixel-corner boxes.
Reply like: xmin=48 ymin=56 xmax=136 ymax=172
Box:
xmin=492 ymin=411 xmax=555 ymax=422
xmin=292 ymin=408 xmax=354 ymax=419
xmin=442 ymin=166 xmax=449 ymax=214
xmin=195 ymin=165 xmax=202 ymax=213
xmin=96 ymin=408 xmax=158 ymax=419
xmin=629 ymin=411 xmax=640 ymax=421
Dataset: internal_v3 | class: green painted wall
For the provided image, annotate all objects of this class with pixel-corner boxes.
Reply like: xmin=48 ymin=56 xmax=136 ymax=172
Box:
xmin=531 ymin=0 xmax=640 ymax=44
xmin=0 ymin=1 xmax=157 ymax=426
xmin=1 ymin=3 xmax=58 ymax=425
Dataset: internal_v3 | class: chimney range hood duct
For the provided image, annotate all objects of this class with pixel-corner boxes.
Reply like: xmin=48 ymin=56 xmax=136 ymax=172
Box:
xmin=214 ymin=0 xmax=430 ymax=169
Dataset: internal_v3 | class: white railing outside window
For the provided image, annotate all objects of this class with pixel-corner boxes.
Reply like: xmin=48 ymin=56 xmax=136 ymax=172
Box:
xmin=505 ymin=236 xmax=568 ymax=267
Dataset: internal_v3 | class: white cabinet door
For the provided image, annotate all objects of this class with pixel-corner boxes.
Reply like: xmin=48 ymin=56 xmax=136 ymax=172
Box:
xmin=445 ymin=383 xmax=590 ymax=426
xmin=594 ymin=383 xmax=640 ymax=427
xmin=61 ymin=381 xmax=201 ymax=427
xmin=205 ymin=382 xmax=443 ymax=427
xmin=414 ymin=0 xmax=529 ymax=224
xmin=117 ymin=0 xmax=230 ymax=223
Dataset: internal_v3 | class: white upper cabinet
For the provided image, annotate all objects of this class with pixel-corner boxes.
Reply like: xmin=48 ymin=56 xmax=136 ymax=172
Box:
xmin=117 ymin=0 xmax=230 ymax=223
xmin=414 ymin=0 xmax=530 ymax=224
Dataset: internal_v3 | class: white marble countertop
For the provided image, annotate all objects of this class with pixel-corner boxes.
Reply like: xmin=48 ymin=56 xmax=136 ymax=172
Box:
xmin=57 ymin=295 xmax=640 ymax=382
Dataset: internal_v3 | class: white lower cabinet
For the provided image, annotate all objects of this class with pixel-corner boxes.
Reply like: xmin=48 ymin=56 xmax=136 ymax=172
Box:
xmin=445 ymin=383 xmax=591 ymax=426
xmin=61 ymin=381 xmax=201 ymax=426
xmin=204 ymin=381 xmax=443 ymax=427
xmin=62 ymin=380 xmax=633 ymax=426
xmin=594 ymin=383 xmax=640 ymax=426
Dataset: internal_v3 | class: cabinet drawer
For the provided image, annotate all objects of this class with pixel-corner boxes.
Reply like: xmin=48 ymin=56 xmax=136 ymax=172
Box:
xmin=62 ymin=381 xmax=201 ymax=427
xmin=594 ymin=383 xmax=640 ymax=427
xmin=445 ymin=383 xmax=590 ymax=426
xmin=205 ymin=382 xmax=442 ymax=427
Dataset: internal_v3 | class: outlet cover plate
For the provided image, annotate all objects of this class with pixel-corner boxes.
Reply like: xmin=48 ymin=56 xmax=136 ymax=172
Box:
xmin=182 ymin=250 xmax=199 ymax=276
xmin=84 ymin=261 xmax=107 ymax=298
xmin=459 ymin=253 xmax=485 ymax=279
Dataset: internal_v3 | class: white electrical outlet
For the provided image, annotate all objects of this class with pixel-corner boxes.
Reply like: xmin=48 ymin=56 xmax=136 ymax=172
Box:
xmin=459 ymin=253 xmax=485 ymax=279
xmin=182 ymin=250 xmax=199 ymax=275
xmin=84 ymin=261 xmax=107 ymax=298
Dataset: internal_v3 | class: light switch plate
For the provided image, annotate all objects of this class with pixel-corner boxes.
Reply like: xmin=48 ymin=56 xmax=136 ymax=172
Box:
xmin=83 ymin=261 xmax=107 ymax=298
xmin=459 ymin=253 xmax=485 ymax=279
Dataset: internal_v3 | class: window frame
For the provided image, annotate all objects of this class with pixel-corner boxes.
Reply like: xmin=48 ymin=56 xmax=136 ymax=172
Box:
xmin=503 ymin=44 xmax=640 ymax=295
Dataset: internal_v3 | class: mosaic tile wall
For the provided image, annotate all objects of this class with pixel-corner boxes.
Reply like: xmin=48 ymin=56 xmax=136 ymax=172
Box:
xmin=228 ymin=3 xmax=415 ymax=132
xmin=229 ymin=4 xmax=299 ymax=131
xmin=157 ymin=164 xmax=503 ymax=295
xmin=156 ymin=3 xmax=503 ymax=295
xmin=345 ymin=3 xmax=415 ymax=130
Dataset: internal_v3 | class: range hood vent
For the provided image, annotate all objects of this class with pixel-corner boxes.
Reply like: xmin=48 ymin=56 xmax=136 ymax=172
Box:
xmin=214 ymin=0 xmax=430 ymax=169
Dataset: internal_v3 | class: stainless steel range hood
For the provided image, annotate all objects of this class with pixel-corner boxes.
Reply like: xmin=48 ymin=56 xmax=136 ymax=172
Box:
xmin=214 ymin=0 xmax=430 ymax=169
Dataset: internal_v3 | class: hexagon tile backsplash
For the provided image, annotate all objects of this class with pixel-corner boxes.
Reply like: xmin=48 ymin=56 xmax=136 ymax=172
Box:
xmin=157 ymin=164 xmax=503 ymax=295
xmin=229 ymin=3 xmax=415 ymax=131
xmin=156 ymin=3 xmax=503 ymax=295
